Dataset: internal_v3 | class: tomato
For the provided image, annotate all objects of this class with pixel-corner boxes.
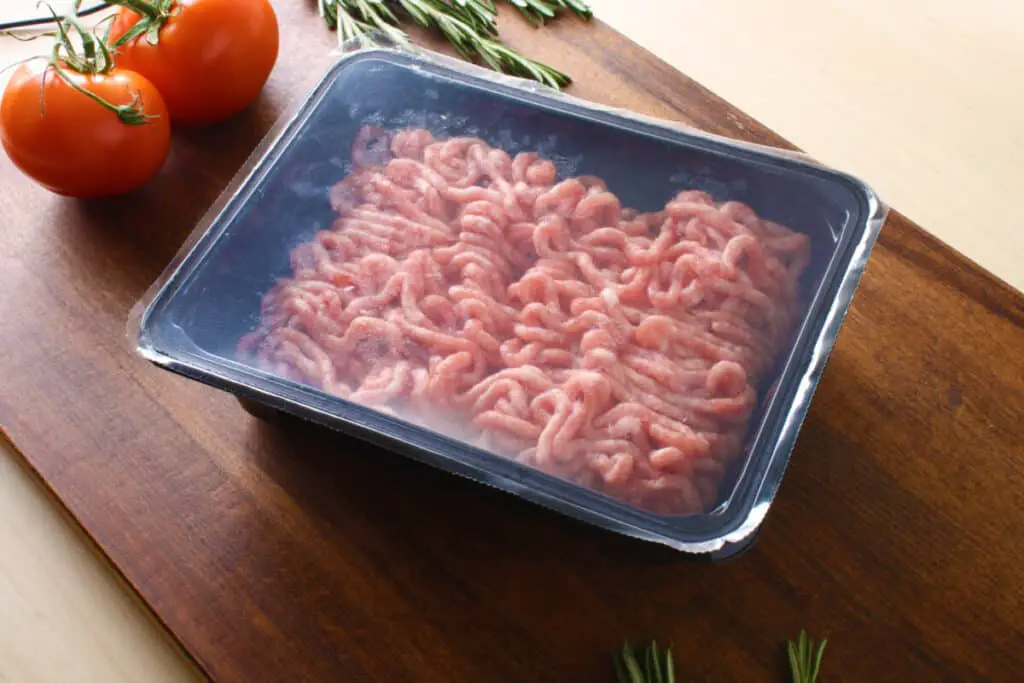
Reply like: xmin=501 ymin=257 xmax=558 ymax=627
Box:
xmin=1 ymin=61 xmax=171 ymax=198
xmin=108 ymin=0 xmax=279 ymax=126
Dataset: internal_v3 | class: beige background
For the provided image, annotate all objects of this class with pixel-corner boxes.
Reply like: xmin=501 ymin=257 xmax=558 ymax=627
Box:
xmin=1 ymin=1 xmax=1022 ymax=681
xmin=587 ymin=0 xmax=1024 ymax=291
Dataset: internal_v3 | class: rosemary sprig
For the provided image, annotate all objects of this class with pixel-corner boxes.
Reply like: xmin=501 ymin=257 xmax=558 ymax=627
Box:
xmin=787 ymin=631 xmax=828 ymax=683
xmin=450 ymin=0 xmax=499 ymax=35
xmin=505 ymin=0 xmax=557 ymax=27
xmin=613 ymin=642 xmax=674 ymax=683
xmin=317 ymin=0 xmax=591 ymax=88
xmin=503 ymin=0 xmax=591 ymax=24
xmin=345 ymin=0 xmax=411 ymax=45
xmin=614 ymin=633 xmax=828 ymax=683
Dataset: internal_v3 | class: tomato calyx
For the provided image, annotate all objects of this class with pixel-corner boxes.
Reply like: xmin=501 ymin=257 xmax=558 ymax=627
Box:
xmin=32 ymin=0 xmax=158 ymax=125
xmin=108 ymin=0 xmax=179 ymax=48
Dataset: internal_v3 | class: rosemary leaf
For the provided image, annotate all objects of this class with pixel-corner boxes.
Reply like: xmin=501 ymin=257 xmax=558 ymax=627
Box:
xmin=651 ymin=642 xmax=664 ymax=683
xmin=449 ymin=0 xmax=499 ymax=35
xmin=505 ymin=0 xmax=557 ymax=26
xmin=552 ymin=0 xmax=592 ymax=19
xmin=613 ymin=651 xmax=631 ymax=683
xmin=787 ymin=631 xmax=828 ymax=683
xmin=316 ymin=0 xmax=576 ymax=87
xmin=788 ymin=639 xmax=803 ymax=683
xmin=812 ymin=638 xmax=827 ymax=680
xmin=318 ymin=0 xmax=338 ymax=29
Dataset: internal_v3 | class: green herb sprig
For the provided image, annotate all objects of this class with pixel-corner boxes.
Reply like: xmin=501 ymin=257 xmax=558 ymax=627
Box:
xmin=506 ymin=0 xmax=592 ymax=26
xmin=614 ymin=633 xmax=828 ymax=683
xmin=317 ymin=0 xmax=591 ymax=88
xmin=613 ymin=642 xmax=674 ymax=683
xmin=787 ymin=631 xmax=828 ymax=683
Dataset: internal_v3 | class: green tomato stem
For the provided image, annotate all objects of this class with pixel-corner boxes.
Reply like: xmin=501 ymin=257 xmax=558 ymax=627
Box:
xmin=105 ymin=0 xmax=161 ymax=20
xmin=10 ymin=3 xmax=155 ymax=125
xmin=48 ymin=51 xmax=155 ymax=125
xmin=106 ymin=0 xmax=178 ymax=47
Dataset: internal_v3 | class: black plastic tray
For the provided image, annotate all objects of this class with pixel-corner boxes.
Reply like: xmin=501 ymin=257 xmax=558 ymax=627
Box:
xmin=135 ymin=48 xmax=884 ymax=557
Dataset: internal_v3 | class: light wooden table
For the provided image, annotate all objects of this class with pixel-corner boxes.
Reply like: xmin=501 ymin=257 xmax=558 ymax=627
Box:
xmin=1 ymin=1 xmax=1022 ymax=680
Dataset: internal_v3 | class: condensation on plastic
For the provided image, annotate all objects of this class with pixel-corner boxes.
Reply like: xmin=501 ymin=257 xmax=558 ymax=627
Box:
xmin=128 ymin=35 xmax=888 ymax=558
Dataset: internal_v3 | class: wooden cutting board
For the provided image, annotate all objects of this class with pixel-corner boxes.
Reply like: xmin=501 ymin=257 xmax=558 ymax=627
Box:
xmin=1 ymin=3 xmax=1022 ymax=681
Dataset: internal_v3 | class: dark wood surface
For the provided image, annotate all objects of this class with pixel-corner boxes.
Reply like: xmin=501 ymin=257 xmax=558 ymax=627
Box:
xmin=2 ymin=3 xmax=1023 ymax=681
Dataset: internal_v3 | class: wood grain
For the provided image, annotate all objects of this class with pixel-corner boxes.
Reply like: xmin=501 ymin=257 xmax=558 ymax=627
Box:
xmin=0 ymin=3 xmax=1022 ymax=682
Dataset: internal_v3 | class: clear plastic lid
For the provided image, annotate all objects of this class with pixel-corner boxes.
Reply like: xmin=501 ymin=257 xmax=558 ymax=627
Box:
xmin=132 ymin=42 xmax=886 ymax=555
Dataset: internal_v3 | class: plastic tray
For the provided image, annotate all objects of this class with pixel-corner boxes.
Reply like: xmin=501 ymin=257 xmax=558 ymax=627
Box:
xmin=132 ymin=46 xmax=886 ymax=557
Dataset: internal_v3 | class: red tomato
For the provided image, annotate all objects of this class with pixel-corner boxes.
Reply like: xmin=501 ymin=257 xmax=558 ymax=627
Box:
xmin=0 ymin=61 xmax=171 ymax=198
xmin=108 ymin=0 xmax=279 ymax=126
